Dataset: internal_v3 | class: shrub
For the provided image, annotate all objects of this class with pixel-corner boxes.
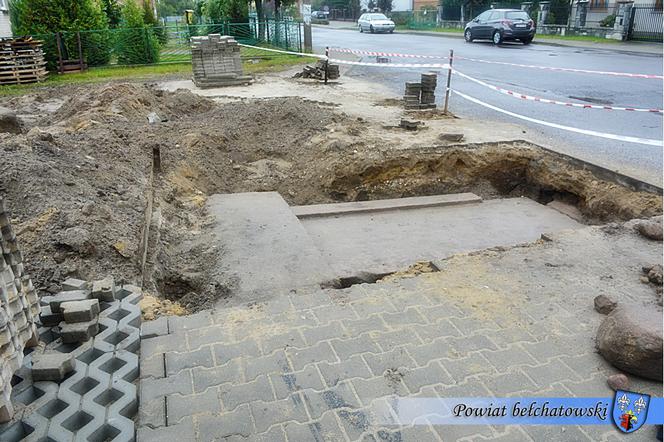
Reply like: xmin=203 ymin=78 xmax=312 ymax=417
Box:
xmin=9 ymin=0 xmax=112 ymax=67
xmin=116 ymin=1 xmax=160 ymax=64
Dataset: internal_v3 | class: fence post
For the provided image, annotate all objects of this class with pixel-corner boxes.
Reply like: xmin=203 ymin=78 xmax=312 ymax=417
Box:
xmin=324 ymin=46 xmax=329 ymax=84
xmin=443 ymin=49 xmax=453 ymax=113
xmin=55 ymin=32 xmax=64 ymax=74
xmin=76 ymin=31 xmax=83 ymax=70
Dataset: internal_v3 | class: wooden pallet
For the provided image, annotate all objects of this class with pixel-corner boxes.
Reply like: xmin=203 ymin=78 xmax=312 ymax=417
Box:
xmin=0 ymin=37 xmax=48 ymax=85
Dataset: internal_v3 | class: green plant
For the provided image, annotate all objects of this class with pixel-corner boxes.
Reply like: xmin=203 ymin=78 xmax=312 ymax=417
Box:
xmin=143 ymin=0 xmax=169 ymax=44
xmin=9 ymin=0 xmax=112 ymax=67
xmin=116 ymin=1 xmax=160 ymax=64
xmin=600 ymin=14 xmax=616 ymax=27
xmin=102 ymin=0 xmax=122 ymax=27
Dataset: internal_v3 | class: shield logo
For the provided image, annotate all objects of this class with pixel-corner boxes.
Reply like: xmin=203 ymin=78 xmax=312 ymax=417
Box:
xmin=612 ymin=389 xmax=651 ymax=433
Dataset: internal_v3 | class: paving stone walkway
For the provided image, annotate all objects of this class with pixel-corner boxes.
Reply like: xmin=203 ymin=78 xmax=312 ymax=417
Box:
xmin=137 ymin=226 xmax=662 ymax=441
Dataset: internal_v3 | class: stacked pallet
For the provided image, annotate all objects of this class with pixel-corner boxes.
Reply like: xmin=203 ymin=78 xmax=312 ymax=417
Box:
xmin=0 ymin=197 xmax=40 ymax=422
xmin=191 ymin=34 xmax=252 ymax=88
xmin=0 ymin=38 xmax=47 ymax=86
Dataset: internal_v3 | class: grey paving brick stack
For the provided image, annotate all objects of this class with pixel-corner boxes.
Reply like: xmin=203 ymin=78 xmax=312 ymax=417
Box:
xmin=403 ymin=82 xmax=421 ymax=110
xmin=420 ymin=72 xmax=437 ymax=109
xmin=0 ymin=197 xmax=40 ymax=423
xmin=0 ymin=276 xmax=142 ymax=441
xmin=191 ymin=34 xmax=252 ymax=88
xmin=403 ymin=74 xmax=438 ymax=110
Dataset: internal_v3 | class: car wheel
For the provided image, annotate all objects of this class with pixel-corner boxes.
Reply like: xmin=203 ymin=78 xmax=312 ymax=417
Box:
xmin=359 ymin=25 xmax=363 ymax=33
xmin=492 ymin=30 xmax=503 ymax=45
xmin=370 ymin=25 xmax=374 ymax=33
xmin=522 ymin=37 xmax=533 ymax=45
xmin=389 ymin=29 xmax=394 ymax=33
xmin=464 ymin=29 xmax=473 ymax=42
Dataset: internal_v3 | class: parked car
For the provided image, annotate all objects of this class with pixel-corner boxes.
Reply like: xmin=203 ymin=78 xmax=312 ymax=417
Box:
xmin=357 ymin=13 xmax=395 ymax=33
xmin=464 ymin=9 xmax=535 ymax=45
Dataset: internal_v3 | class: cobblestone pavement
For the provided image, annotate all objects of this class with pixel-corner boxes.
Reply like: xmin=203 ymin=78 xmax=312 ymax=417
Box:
xmin=138 ymin=226 xmax=662 ymax=441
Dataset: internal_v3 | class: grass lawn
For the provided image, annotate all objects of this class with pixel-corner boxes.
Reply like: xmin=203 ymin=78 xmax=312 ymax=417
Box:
xmin=0 ymin=54 xmax=314 ymax=97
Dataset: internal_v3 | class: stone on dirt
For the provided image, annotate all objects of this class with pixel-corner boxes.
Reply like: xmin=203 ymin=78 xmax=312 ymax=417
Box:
xmin=636 ymin=217 xmax=663 ymax=241
xmin=606 ymin=373 xmax=630 ymax=391
xmin=31 ymin=352 xmax=75 ymax=382
xmin=0 ymin=106 xmax=21 ymax=134
xmin=596 ymin=305 xmax=663 ymax=381
xmin=593 ymin=295 xmax=617 ymax=315
xmin=438 ymin=133 xmax=464 ymax=142
xmin=58 ymin=227 xmax=95 ymax=256
xmin=643 ymin=264 xmax=663 ymax=286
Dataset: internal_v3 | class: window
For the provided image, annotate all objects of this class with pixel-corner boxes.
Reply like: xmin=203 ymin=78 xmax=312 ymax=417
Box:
xmin=476 ymin=11 xmax=492 ymax=21
xmin=488 ymin=11 xmax=502 ymax=20
xmin=506 ymin=11 xmax=530 ymax=20
xmin=590 ymin=0 xmax=608 ymax=9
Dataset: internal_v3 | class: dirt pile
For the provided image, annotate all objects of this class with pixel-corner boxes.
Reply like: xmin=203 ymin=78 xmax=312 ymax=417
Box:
xmin=1 ymin=81 xmax=662 ymax=314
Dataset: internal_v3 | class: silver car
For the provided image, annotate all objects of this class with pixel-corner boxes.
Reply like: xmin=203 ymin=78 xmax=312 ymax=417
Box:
xmin=358 ymin=13 xmax=395 ymax=33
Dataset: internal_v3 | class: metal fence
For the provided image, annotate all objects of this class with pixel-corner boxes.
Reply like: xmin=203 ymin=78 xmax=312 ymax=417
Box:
xmin=13 ymin=20 xmax=303 ymax=72
xmin=629 ymin=5 xmax=663 ymax=41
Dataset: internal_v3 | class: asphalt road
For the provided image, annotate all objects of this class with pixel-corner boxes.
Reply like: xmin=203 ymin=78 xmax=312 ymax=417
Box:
xmin=311 ymin=27 xmax=663 ymax=186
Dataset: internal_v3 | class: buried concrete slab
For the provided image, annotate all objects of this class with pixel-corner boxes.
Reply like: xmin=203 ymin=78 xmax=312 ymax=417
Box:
xmin=299 ymin=197 xmax=582 ymax=276
xmin=207 ymin=192 xmax=336 ymax=302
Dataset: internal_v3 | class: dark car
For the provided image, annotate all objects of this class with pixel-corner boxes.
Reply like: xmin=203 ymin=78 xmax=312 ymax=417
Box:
xmin=464 ymin=9 xmax=535 ymax=45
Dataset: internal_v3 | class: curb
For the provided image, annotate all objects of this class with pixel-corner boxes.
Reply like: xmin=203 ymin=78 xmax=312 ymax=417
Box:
xmin=393 ymin=29 xmax=663 ymax=56
xmin=314 ymin=24 xmax=662 ymax=56
xmin=291 ymin=193 xmax=482 ymax=218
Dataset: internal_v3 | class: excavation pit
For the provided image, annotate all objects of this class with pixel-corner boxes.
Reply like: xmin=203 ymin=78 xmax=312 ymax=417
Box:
xmin=1 ymin=83 xmax=661 ymax=312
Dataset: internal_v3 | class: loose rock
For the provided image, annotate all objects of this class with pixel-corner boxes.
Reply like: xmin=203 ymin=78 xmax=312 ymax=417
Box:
xmin=636 ymin=217 xmax=663 ymax=241
xmin=596 ymin=305 xmax=663 ymax=381
xmin=606 ymin=373 xmax=630 ymax=391
xmin=593 ymin=295 xmax=617 ymax=315
xmin=0 ymin=106 xmax=21 ymax=134
xmin=643 ymin=264 xmax=663 ymax=286
xmin=58 ymin=227 xmax=95 ymax=256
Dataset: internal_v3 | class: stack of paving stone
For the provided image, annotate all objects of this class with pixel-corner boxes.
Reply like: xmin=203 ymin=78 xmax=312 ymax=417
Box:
xmin=403 ymin=73 xmax=438 ymax=110
xmin=191 ymin=34 xmax=252 ymax=88
xmin=39 ymin=276 xmax=118 ymax=344
xmin=0 ymin=197 xmax=40 ymax=422
xmin=294 ymin=60 xmax=340 ymax=81
xmin=420 ymin=72 xmax=437 ymax=109
xmin=403 ymin=82 xmax=421 ymax=110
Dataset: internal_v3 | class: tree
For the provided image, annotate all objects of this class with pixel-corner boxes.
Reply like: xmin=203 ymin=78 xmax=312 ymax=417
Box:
xmin=376 ymin=0 xmax=392 ymax=12
xmin=116 ymin=0 xmax=160 ymax=64
xmin=9 ymin=0 xmax=112 ymax=66
xmin=203 ymin=0 xmax=248 ymax=22
xmin=143 ymin=0 xmax=168 ymax=43
xmin=102 ymin=0 xmax=122 ymax=27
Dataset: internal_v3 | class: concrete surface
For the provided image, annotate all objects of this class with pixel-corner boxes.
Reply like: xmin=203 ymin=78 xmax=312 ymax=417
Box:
xmin=207 ymin=192 xmax=336 ymax=302
xmin=311 ymin=26 xmax=663 ymax=186
xmin=291 ymin=192 xmax=482 ymax=218
xmin=137 ymin=225 xmax=662 ymax=441
xmin=316 ymin=21 xmax=664 ymax=55
xmin=300 ymin=197 xmax=582 ymax=276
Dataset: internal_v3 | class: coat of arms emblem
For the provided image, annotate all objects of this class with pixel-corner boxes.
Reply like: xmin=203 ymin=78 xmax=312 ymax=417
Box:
xmin=612 ymin=390 xmax=650 ymax=433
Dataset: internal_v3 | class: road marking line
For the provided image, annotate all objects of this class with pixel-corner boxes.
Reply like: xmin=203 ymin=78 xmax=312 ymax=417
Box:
xmin=452 ymin=89 xmax=663 ymax=146
xmin=329 ymin=47 xmax=663 ymax=79
xmin=453 ymin=69 xmax=663 ymax=113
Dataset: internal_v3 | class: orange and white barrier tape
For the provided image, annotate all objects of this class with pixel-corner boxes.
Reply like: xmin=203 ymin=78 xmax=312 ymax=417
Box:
xmin=453 ymin=69 xmax=663 ymax=113
xmin=452 ymin=89 xmax=662 ymax=146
